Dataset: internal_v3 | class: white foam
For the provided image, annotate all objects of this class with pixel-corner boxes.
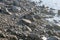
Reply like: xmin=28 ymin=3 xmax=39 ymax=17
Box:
xmin=31 ymin=0 xmax=60 ymax=26
xmin=31 ymin=0 xmax=60 ymax=10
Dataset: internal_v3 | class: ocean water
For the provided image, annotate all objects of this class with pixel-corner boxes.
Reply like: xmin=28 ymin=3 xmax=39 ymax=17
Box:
xmin=31 ymin=0 xmax=60 ymax=26
xmin=31 ymin=0 xmax=60 ymax=10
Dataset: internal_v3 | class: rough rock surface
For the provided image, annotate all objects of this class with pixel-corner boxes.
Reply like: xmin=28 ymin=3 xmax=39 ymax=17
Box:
xmin=0 ymin=0 xmax=60 ymax=40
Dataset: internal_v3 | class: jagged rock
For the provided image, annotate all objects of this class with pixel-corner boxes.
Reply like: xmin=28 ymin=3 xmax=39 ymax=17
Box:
xmin=41 ymin=36 xmax=47 ymax=40
xmin=11 ymin=6 xmax=21 ymax=12
xmin=53 ymin=20 xmax=58 ymax=23
xmin=0 ymin=0 xmax=60 ymax=40
xmin=6 ymin=35 xmax=18 ymax=40
xmin=58 ymin=10 xmax=60 ymax=15
xmin=46 ymin=25 xmax=53 ymax=29
xmin=19 ymin=39 xmax=23 ymax=40
xmin=0 ymin=33 xmax=6 ymax=38
xmin=22 ymin=12 xmax=34 ymax=21
xmin=26 ymin=26 xmax=32 ymax=32
xmin=47 ymin=36 xmax=58 ymax=40
xmin=1 ymin=7 xmax=12 ymax=15
xmin=34 ymin=15 xmax=41 ymax=19
xmin=28 ymin=33 xmax=40 ymax=40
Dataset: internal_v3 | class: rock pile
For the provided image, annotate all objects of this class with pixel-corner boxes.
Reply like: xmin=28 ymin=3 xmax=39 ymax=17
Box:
xmin=0 ymin=0 xmax=60 ymax=40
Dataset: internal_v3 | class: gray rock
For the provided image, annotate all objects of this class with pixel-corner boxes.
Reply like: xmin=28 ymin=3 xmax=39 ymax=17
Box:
xmin=0 ymin=38 xmax=8 ymax=40
xmin=22 ymin=19 xmax=32 ymax=24
xmin=0 ymin=33 xmax=6 ymax=38
xmin=6 ymin=35 xmax=18 ymax=40
xmin=11 ymin=6 xmax=21 ymax=12
xmin=28 ymin=33 xmax=40 ymax=40
xmin=47 ymin=36 xmax=58 ymax=40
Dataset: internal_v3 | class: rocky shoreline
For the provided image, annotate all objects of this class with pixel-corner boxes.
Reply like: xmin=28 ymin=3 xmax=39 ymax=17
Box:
xmin=0 ymin=0 xmax=60 ymax=40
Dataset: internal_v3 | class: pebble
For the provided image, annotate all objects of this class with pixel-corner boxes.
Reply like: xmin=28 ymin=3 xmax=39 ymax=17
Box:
xmin=26 ymin=26 xmax=32 ymax=32
xmin=28 ymin=33 xmax=40 ymax=40
xmin=22 ymin=19 xmax=32 ymax=24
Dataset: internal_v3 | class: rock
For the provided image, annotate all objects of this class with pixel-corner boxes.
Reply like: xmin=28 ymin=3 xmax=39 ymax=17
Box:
xmin=11 ymin=6 xmax=21 ymax=12
xmin=22 ymin=19 xmax=32 ymax=24
xmin=46 ymin=30 xmax=54 ymax=36
xmin=0 ymin=33 xmax=6 ymax=38
xmin=46 ymin=25 xmax=53 ymax=29
xmin=26 ymin=26 xmax=32 ymax=32
xmin=6 ymin=29 xmax=17 ymax=35
xmin=0 ymin=0 xmax=3 ymax=2
xmin=22 ymin=12 xmax=34 ymax=22
xmin=0 ymin=38 xmax=8 ymax=40
xmin=53 ymin=20 xmax=58 ymax=23
xmin=1 ymin=7 xmax=12 ymax=15
xmin=34 ymin=15 xmax=41 ymax=19
xmin=19 ymin=39 xmax=23 ymax=40
xmin=13 ymin=0 xmax=20 ymax=6
xmin=6 ymin=35 xmax=18 ymax=40
xmin=58 ymin=10 xmax=60 ymax=15
xmin=41 ymin=36 xmax=47 ymax=40
xmin=47 ymin=36 xmax=58 ymax=40
xmin=28 ymin=33 xmax=40 ymax=40
xmin=5 ymin=8 xmax=12 ymax=15
xmin=4 ymin=0 xmax=13 ymax=5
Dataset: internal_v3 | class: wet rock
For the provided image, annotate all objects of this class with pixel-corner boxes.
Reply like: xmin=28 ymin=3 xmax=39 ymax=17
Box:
xmin=0 ymin=0 xmax=3 ymax=2
xmin=0 ymin=33 xmax=6 ymax=38
xmin=28 ymin=33 xmax=40 ymax=40
xmin=6 ymin=35 xmax=18 ymax=40
xmin=5 ymin=8 xmax=12 ymax=15
xmin=22 ymin=19 xmax=32 ymax=24
xmin=53 ymin=25 xmax=60 ymax=30
xmin=11 ymin=6 xmax=21 ymax=12
xmin=26 ymin=26 xmax=32 ymax=32
xmin=53 ymin=20 xmax=58 ymax=23
xmin=58 ymin=10 xmax=60 ymax=15
xmin=34 ymin=15 xmax=41 ymax=19
xmin=47 ymin=36 xmax=58 ymax=40
xmin=41 ymin=36 xmax=47 ymax=40
xmin=13 ymin=0 xmax=20 ymax=6
xmin=19 ymin=39 xmax=23 ymax=40
xmin=46 ymin=30 xmax=54 ymax=36
xmin=46 ymin=25 xmax=53 ymax=30
xmin=6 ymin=29 xmax=17 ymax=35
xmin=22 ymin=12 xmax=34 ymax=21
xmin=1 ymin=7 xmax=12 ymax=15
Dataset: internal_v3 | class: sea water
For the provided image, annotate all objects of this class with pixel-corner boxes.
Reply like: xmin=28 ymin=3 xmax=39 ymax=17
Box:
xmin=30 ymin=0 xmax=60 ymax=26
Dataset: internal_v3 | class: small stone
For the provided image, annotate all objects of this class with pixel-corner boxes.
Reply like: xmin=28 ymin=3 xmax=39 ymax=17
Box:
xmin=26 ymin=26 xmax=32 ymax=32
xmin=5 ymin=8 xmax=12 ymax=15
xmin=22 ymin=19 xmax=32 ymax=24
xmin=34 ymin=15 xmax=41 ymax=19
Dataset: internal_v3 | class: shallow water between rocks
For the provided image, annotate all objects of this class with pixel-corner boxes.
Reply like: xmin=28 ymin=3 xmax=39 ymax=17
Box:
xmin=31 ymin=0 xmax=60 ymax=26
